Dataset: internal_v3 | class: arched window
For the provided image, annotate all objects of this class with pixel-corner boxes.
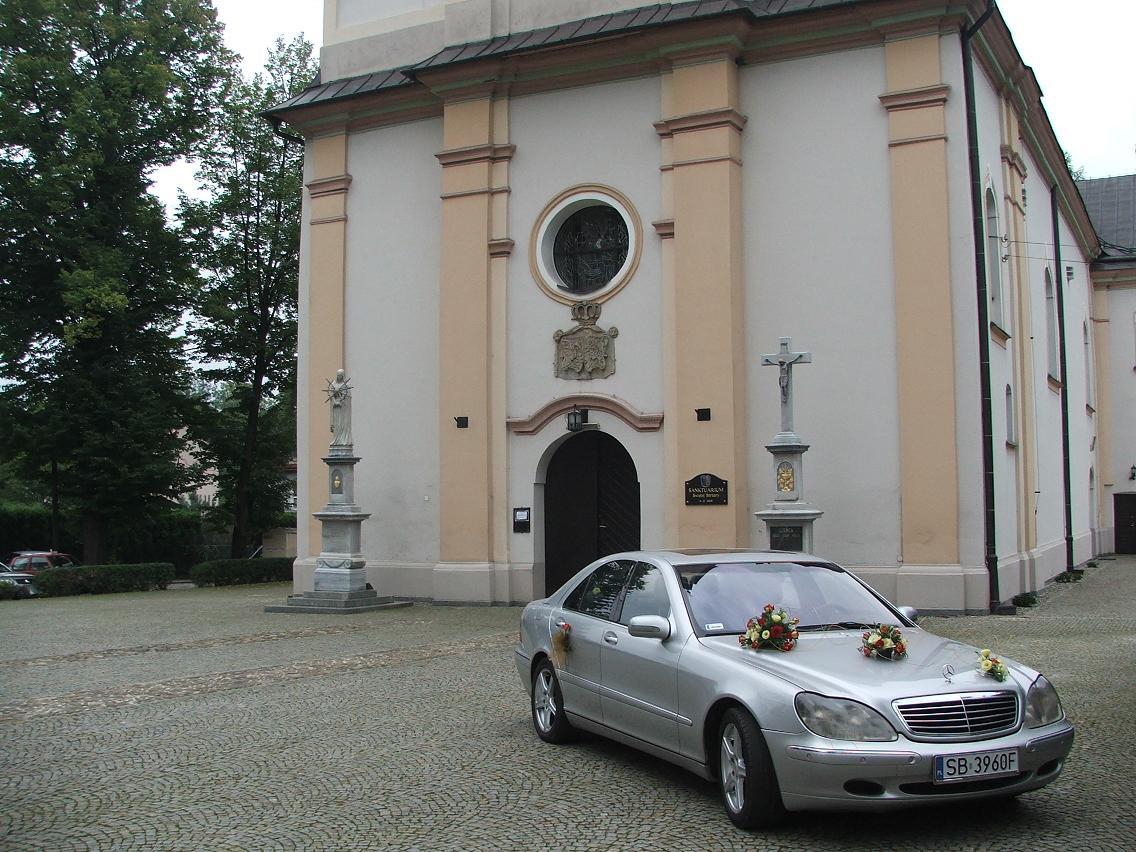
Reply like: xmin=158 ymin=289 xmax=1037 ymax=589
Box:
xmin=985 ymin=188 xmax=1005 ymax=329
xmin=1089 ymin=467 xmax=1097 ymax=529
xmin=1044 ymin=268 xmax=1058 ymax=378
xmin=1083 ymin=320 xmax=1094 ymax=408
xmin=1005 ymin=384 xmax=1016 ymax=445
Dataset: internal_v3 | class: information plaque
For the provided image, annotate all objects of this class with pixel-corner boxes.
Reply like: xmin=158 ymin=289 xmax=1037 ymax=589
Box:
xmin=769 ymin=525 xmax=804 ymax=552
xmin=685 ymin=473 xmax=728 ymax=506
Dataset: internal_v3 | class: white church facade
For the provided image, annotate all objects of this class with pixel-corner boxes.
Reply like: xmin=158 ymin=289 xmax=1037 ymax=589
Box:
xmin=269 ymin=0 xmax=1129 ymax=613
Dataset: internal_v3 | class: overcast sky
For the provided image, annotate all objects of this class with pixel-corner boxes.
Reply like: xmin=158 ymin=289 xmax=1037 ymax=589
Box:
xmin=151 ymin=0 xmax=1135 ymax=213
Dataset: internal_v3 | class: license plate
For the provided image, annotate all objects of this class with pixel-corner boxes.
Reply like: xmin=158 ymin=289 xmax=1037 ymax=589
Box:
xmin=934 ymin=748 xmax=1018 ymax=783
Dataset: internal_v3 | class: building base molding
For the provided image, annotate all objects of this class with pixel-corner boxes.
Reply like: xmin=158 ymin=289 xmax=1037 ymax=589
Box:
xmin=432 ymin=561 xmax=532 ymax=606
xmin=849 ymin=564 xmax=990 ymax=615
xmin=289 ymin=558 xmax=532 ymax=605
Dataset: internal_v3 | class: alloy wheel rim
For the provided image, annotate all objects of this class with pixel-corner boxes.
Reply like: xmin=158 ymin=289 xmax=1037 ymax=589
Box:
xmin=720 ymin=722 xmax=747 ymax=813
xmin=534 ymin=669 xmax=557 ymax=731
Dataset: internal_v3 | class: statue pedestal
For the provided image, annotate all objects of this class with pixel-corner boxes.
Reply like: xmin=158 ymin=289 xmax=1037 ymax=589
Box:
xmin=267 ymin=441 xmax=411 ymax=615
xmin=755 ymin=502 xmax=824 ymax=554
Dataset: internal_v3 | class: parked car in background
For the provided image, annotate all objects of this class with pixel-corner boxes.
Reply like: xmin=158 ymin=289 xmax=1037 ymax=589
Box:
xmin=0 ymin=572 xmax=40 ymax=598
xmin=516 ymin=550 xmax=1074 ymax=829
xmin=4 ymin=551 xmax=76 ymax=575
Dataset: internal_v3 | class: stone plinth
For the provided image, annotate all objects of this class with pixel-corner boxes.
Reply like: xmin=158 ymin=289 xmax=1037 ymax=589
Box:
xmin=264 ymin=589 xmax=411 ymax=615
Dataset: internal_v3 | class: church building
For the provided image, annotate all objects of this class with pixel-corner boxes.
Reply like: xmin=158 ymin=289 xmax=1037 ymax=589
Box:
xmin=268 ymin=0 xmax=1128 ymax=613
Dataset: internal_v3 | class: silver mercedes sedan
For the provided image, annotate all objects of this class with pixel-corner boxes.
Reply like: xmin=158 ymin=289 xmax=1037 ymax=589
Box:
xmin=514 ymin=550 xmax=1074 ymax=829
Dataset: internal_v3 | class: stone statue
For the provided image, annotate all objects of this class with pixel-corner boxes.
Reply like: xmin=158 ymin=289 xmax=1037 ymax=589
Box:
xmin=326 ymin=369 xmax=353 ymax=446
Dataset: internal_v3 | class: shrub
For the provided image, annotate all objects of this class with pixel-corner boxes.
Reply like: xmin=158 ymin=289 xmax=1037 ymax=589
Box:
xmin=188 ymin=557 xmax=294 ymax=587
xmin=35 ymin=563 xmax=175 ymax=597
xmin=0 ymin=582 xmax=20 ymax=601
xmin=1011 ymin=592 xmax=1038 ymax=607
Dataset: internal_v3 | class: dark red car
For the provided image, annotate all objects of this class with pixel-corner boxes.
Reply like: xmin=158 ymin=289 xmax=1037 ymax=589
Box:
xmin=4 ymin=551 xmax=76 ymax=575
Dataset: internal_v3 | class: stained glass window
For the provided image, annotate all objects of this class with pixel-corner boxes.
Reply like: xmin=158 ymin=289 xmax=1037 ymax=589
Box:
xmin=552 ymin=204 xmax=629 ymax=294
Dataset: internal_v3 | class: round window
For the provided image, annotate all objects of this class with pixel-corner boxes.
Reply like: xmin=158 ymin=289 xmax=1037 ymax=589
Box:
xmin=531 ymin=185 xmax=641 ymax=304
xmin=552 ymin=205 xmax=629 ymax=295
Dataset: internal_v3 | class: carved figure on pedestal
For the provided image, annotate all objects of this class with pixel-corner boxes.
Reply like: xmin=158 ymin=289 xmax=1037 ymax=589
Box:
xmin=326 ymin=369 xmax=353 ymax=446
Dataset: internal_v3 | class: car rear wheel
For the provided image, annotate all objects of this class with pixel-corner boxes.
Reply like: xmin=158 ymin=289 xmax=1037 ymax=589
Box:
xmin=531 ymin=658 xmax=575 ymax=743
xmin=719 ymin=707 xmax=786 ymax=829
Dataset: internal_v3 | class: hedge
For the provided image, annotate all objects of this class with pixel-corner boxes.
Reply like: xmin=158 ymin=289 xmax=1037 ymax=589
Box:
xmin=35 ymin=563 xmax=176 ymax=597
xmin=0 ymin=503 xmax=82 ymax=557
xmin=0 ymin=582 xmax=20 ymax=601
xmin=189 ymin=557 xmax=294 ymax=587
xmin=0 ymin=504 xmax=204 ymax=572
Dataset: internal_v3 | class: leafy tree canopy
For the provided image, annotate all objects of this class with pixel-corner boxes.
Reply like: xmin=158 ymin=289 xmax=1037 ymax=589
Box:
xmin=180 ymin=35 xmax=315 ymax=555
xmin=0 ymin=0 xmax=229 ymax=561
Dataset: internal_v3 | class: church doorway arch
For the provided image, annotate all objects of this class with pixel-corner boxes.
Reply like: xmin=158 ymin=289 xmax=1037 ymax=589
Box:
xmin=543 ymin=430 xmax=640 ymax=596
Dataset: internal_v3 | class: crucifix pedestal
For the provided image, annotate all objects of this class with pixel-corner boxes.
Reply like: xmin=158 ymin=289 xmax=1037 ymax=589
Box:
xmin=754 ymin=337 xmax=823 ymax=553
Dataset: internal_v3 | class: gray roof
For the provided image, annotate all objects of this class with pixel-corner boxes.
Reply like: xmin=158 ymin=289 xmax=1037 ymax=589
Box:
xmin=1078 ymin=175 xmax=1136 ymax=259
xmin=269 ymin=0 xmax=862 ymax=117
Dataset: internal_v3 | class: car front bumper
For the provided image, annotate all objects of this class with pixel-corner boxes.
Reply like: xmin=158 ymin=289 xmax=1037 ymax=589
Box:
xmin=767 ymin=720 xmax=1074 ymax=811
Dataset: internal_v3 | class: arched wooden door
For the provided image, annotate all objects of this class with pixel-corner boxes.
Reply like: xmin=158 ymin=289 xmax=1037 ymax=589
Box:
xmin=543 ymin=431 xmax=640 ymax=595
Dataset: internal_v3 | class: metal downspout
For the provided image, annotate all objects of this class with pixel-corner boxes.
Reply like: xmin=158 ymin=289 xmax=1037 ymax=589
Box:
xmin=1051 ymin=188 xmax=1075 ymax=571
xmin=961 ymin=1 xmax=999 ymax=611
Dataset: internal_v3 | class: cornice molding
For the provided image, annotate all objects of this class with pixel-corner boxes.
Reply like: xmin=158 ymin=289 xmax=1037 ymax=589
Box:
xmin=507 ymin=394 xmax=663 ymax=435
xmin=306 ymin=174 xmax=352 ymax=198
xmin=488 ymin=238 xmax=514 ymax=258
xmin=878 ymin=84 xmax=951 ymax=112
xmin=654 ymin=107 xmax=747 ymax=138
xmin=435 ymin=143 xmax=516 ymax=167
xmin=652 ymin=219 xmax=675 ymax=239
xmin=1000 ymin=144 xmax=1028 ymax=179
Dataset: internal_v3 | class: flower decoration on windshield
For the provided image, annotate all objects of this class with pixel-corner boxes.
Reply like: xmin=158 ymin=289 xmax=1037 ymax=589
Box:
xmin=860 ymin=625 xmax=907 ymax=660
xmin=740 ymin=604 xmax=799 ymax=652
xmin=977 ymin=648 xmax=1009 ymax=682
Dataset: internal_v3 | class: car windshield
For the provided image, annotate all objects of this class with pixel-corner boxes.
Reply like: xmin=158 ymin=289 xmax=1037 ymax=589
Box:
xmin=676 ymin=561 xmax=900 ymax=635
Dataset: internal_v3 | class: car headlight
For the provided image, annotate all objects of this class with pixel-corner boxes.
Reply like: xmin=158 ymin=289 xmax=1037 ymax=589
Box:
xmin=794 ymin=693 xmax=898 ymax=742
xmin=1024 ymin=675 xmax=1063 ymax=728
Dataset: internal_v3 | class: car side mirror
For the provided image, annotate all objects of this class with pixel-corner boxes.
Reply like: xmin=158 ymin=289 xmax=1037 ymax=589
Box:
xmin=898 ymin=605 xmax=919 ymax=624
xmin=627 ymin=615 xmax=671 ymax=640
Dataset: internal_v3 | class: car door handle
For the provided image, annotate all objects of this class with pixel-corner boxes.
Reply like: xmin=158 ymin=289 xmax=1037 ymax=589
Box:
xmin=554 ymin=618 xmax=568 ymax=629
xmin=603 ymin=631 xmax=618 ymax=646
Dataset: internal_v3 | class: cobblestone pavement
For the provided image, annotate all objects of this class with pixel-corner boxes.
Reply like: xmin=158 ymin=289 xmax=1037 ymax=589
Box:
xmin=1 ymin=558 xmax=1134 ymax=850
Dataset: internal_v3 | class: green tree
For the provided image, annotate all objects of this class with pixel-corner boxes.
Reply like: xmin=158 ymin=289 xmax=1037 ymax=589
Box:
xmin=180 ymin=36 xmax=314 ymax=557
xmin=0 ymin=0 xmax=227 ymax=562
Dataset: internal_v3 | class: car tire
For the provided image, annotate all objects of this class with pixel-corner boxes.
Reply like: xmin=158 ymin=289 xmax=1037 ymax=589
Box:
xmin=718 ymin=707 xmax=786 ymax=829
xmin=531 ymin=658 xmax=576 ymax=744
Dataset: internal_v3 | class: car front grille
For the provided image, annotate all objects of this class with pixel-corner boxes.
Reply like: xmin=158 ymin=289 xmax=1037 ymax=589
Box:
xmin=893 ymin=692 xmax=1019 ymax=740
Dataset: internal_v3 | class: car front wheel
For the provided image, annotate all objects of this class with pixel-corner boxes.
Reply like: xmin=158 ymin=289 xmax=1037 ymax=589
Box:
xmin=718 ymin=707 xmax=786 ymax=829
xmin=531 ymin=658 xmax=575 ymax=743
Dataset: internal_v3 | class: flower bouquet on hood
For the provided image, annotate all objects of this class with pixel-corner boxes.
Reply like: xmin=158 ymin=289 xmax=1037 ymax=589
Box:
xmin=739 ymin=604 xmax=800 ymax=652
xmin=860 ymin=624 xmax=907 ymax=660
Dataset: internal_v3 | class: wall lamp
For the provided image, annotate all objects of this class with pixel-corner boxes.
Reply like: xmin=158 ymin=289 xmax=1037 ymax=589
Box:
xmin=565 ymin=407 xmax=588 ymax=432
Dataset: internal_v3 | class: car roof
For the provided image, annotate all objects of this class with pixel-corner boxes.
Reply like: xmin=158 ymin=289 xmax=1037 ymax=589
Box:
xmin=646 ymin=549 xmax=830 ymax=566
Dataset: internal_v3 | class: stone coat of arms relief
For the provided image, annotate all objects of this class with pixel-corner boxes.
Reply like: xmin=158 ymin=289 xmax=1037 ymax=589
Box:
xmin=554 ymin=301 xmax=618 ymax=380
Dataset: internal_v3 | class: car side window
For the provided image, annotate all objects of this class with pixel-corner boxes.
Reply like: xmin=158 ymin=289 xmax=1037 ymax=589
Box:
xmin=12 ymin=557 xmax=28 ymax=570
xmin=31 ymin=558 xmax=49 ymax=569
xmin=616 ymin=562 xmax=671 ymax=625
xmin=567 ymin=560 xmax=633 ymax=621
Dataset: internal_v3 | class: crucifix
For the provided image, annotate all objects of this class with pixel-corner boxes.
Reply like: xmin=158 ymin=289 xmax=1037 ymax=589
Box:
xmin=761 ymin=337 xmax=811 ymax=434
